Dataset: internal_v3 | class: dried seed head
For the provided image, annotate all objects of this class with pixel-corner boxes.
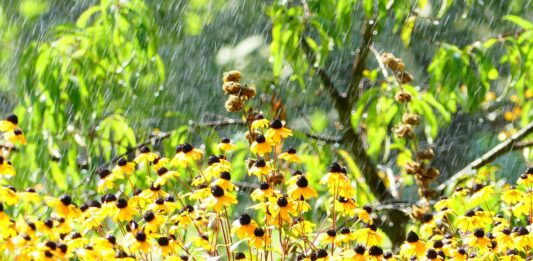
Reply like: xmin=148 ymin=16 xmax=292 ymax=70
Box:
xmin=240 ymin=85 xmax=256 ymax=100
xmin=381 ymin=52 xmax=405 ymax=72
xmin=397 ymin=71 xmax=414 ymax=84
xmin=416 ymin=148 xmax=434 ymax=160
xmin=404 ymin=161 xmax=422 ymax=175
xmin=225 ymin=95 xmax=244 ymax=112
xmin=402 ymin=113 xmax=421 ymax=125
xmin=393 ymin=124 xmax=413 ymax=138
xmin=223 ymin=70 xmax=241 ymax=83
xmin=223 ymin=81 xmax=242 ymax=95
xmin=395 ymin=90 xmax=412 ymax=103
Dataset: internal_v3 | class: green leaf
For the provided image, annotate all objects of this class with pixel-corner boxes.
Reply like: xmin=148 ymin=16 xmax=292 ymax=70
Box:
xmin=401 ymin=16 xmax=416 ymax=47
xmin=504 ymin=15 xmax=533 ymax=30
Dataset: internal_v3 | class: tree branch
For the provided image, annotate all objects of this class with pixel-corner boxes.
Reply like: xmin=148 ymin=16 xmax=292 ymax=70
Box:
xmin=437 ymin=121 xmax=533 ymax=191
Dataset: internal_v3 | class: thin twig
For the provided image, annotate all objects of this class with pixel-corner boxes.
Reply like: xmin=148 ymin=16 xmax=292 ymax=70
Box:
xmin=437 ymin=121 xmax=533 ymax=191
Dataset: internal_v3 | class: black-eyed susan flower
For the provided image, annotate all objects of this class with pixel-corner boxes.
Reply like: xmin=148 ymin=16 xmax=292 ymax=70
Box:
xmin=278 ymin=148 xmax=300 ymax=163
xmin=248 ymin=159 xmax=271 ymax=178
xmin=152 ymin=156 xmax=171 ymax=171
xmin=469 ymin=183 xmax=494 ymax=205
xmin=172 ymin=143 xmax=203 ymax=167
xmin=139 ymin=183 xmax=168 ymax=201
xmin=17 ymin=187 xmax=41 ymax=204
xmin=46 ymin=195 xmax=80 ymax=219
xmin=0 ymin=186 xmax=18 ymax=205
xmin=455 ymin=208 xmax=490 ymax=232
xmin=288 ymin=175 xmax=317 ymax=200
xmin=193 ymin=234 xmax=213 ymax=251
xmin=0 ymin=114 xmax=19 ymax=132
xmin=0 ymin=157 xmax=15 ymax=177
xmin=91 ymin=235 xmax=116 ymax=259
xmin=234 ymin=252 xmax=249 ymax=261
xmin=353 ymin=224 xmax=382 ymax=246
xmin=251 ymin=182 xmax=274 ymax=202
xmin=4 ymin=128 xmax=26 ymax=145
xmin=126 ymin=230 xmax=152 ymax=253
xmin=134 ymin=146 xmax=158 ymax=164
xmin=320 ymin=163 xmax=349 ymax=191
xmin=111 ymin=157 xmax=135 ymax=179
xmin=97 ymin=168 xmax=115 ymax=193
xmin=142 ymin=210 xmax=165 ymax=233
xmin=502 ymin=186 xmax=524 ymax=205
xmin=231 ymin=213 xmax=258 ymax=239
xmin=291 ymin=217 xmax=315 ymax=237
xmin=157 ymin=236 xmax=179 ymax=256
xmin=317 ymin=229 xmax=337 ymax=246
xmin=355 ymin=205 xmax=374 ymax=225
xmin=218 ymin=137 xmax=236 ymax=152
xmin=268 ymin=195 xmax=298 ymax=224
xmin=204 ymin=185 xmax=237 ymax=212
xmin=250 ymin=135 xmax=273 ymax=156
xmin=113 ymin=198 xmax=138 ymax=222
xmin=334 ymin=196 xmax=357 ymax=217
xmin=400 ymin=231 xmax=427 ymax=258
xmin=190 ymin=183 xmax=211 ymax=200
xmin=250 ymin=114 xmax=269 ymax=131
xmin=367 ymin=246 xmax=384 ymax=261
xmin=154 ymin=167 xmax=179 ymax=186
xmin=249 ymin=227 xmax=271 ymax=249
xmin=464 ymin=228 xmax=491 ymax=252
xmin=342 ymin=244 xmax=366 ymax=261
xmin=336 ymin=226 xmax=354 ymax=244
xmin=512 ymin=226 xmax=532 ymax=251
xmin=211 ymin=171 xmax=237 ymax=191
xmin=420 ymin=213 xmax=436 ymax=238
xmin=265 ymin=119 xmax=292 ymax=144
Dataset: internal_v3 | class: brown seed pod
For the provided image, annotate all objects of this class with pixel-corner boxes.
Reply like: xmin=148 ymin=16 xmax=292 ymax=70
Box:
xmin=404 ymin=161 xmax=422 ymax=175
xmin=223 ymin=70 xmax=241 ymax=83
xmin=402 ymin=113 xmax=421 ymax=125
xmin=416 ymin=148 xmax=434 ymax=160
xmin=397 ymin=71 xmax=413 ymax=84
xmin=423 ymin=167 xmax=440 ymax=180
xmin=395 ymin=90 xmax=412 ymax=103
xmin=381 ymin=52 xmax=405 ymax=72
xmin=393 ymin=124 xmax=413 ymax=138
xmin=239 ymin=85 xmax=256 ymax=100
xmin=225 ymin=95 xmax=244 ymax=112
xmin=223 ymin=81 xmax=241 ymax=95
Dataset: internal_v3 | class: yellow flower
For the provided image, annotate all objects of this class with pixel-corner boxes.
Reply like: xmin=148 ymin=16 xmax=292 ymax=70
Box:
xmin=211 ymin=171 xmax=237 ymax=191
xmin=291 ymin=218 xmax=315 ymax=237
xmin=265 ymin=119 xmax=292 ymax=144
xmin=318 ymin=229 xmax=337 ymax=246
xmin=156 ymin=236 xmax=179 ymax=256
xmin=464 ymin=228 xmax=491 ymax=252
xmin=149 ymin=196 xmax=178 ymax=214
xmin=268 ymin=195 xmax=298 ymax=224
xmin=234 ymin=252 xmax=250 ymax=261
xmin=4 ymin=128 xmax=26 ymax=145
xmin=218 ymin=137 xmax=236 ymax=152
xmin=172 ymin=143 xmax=204 ymax=167
xmin=367 ymin=246 xmax=384 ymax=260
xmin=46 ymin=195 xmax=81 ymax=219
xmin=251 ymin=182 xmax=275 ymax=202
xmin=512 ymin=226 xmax=532 ymax=251
xmin=517 ymin=171 xmax=533 ymax=186
xmin=152 ymin=156 xmax=171 ymax=170
xmin=353 ymin=224 xmax=382 ymax=246
xmin=455 ymin=208 xmax=490 ymax=232
xmin=204 ymin=185 xmax=238 ymax=212
xmin=336 ymin=227 xmax=354 ymax=244
xmin=320 ymin=163 xmax=350 ymax=194
xmin=420 ymin=213 xmax=436 ymax=239
xmin=248 ymin=159 xmax=271 ymax=178
xmin=154 ymin=167 xmax=180 ymax=186
xmin=249 ymin=227 xmax=271 ymax=248
xmin=0 ymin=186 xmax=19 ymax=205
xmin=190 ymin=184 xmax=211 ymax=200
xmin=469 ymin=184 xmax=494 ymax=205
xmin=495 ymin=228 xmax=514 ymax=250
xmin=97 ymin=168 xmax=115 ymax=193
xmin=288 ymin=175 xmax=317 ymax=200
xmin=400 ymin=231 xmax=427 ymax=258
xmin=139 ymin=183 xmax=168 ymax=201
xmin=250 ymin=135 xmax=273 ymax=156
xmin=111 ymin=157 xmax=136 ymax=179
xmin=0 ymin=157 xmax=15 ymax=177
xmin=231 ymin=213 xmax=258 ymax=239
xmin=0 ymin=114 xmax=19 ymax=132
xmin=278 ymin=147 xmax=301 ymax=163
xmin=17 ymin=187 xmax=41 ymax=204
xmin=502 ymin=187 xmax=524 ymax=205
xmin=126 ymin=231 xmax=152 ymax=253
xmin=335 ymin=196 xmax=357 ymax=217
xmin=355 ymin=205 xmax=374 ymax=225
xmin=250 ymin=114 xmax=269 ymax=131
xmin=142 ymin=211 xmax=165 ymax=233
xmin=113 ymin=198 xmax=138 ymax=222
xmin=451 ymin=248 xmax=468 ymax=261
xmin=134 ymin=146 xmax=158 ymax=164
xmin=193 ymin=234 xmax=214 ymax=251
xmin=342 ymin=245 xmax=366 ymax=261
